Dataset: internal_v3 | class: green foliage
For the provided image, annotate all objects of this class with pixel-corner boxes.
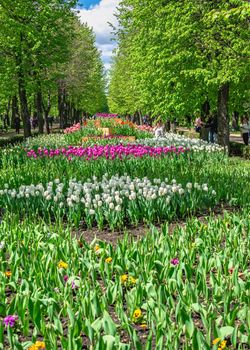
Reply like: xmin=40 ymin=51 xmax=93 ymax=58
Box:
xmin=61 ymin=20 xmax=108 ymax=115
xmin=0 ymin=0 xmax=107 ymax=128
xmin=108 ymin=0 xmax=250 ymax=124
xmin=0 ymin=210 xmax=249 ymax=348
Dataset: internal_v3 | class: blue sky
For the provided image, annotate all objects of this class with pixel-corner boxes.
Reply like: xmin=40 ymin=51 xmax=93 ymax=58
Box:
xmin=78 ymin=0 xmax=101 ymax=9
xmin=77 ymin=0 xmax=119 ymax=70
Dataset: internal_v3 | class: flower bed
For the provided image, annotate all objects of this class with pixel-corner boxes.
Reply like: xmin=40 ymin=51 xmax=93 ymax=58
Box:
xmin=0 ymin=211 xmax=249 ymax=349
xmin=0 ymin=118 xmax=250 ymax=350
xmin=95 ymin=113 xmax=118 ymax=118
xmin=135 ymin=134 xmax=225 ymax=152
xmin=64 ymin=123 xmax=81 ymax=134
xmin=0 ymin=175 xmax=216 ymax=229
xmin=136 ymin=125 xmax=153 ymax=132
xmin=26 ymin=144 xmax=187 ymax=160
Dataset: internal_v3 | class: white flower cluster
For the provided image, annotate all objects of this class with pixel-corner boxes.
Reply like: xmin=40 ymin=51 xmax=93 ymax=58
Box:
xmin=0 ymin=175 xmax=216 ymax=215
xmin=24 ymin=134 xmax=68 ymax=148
xmin=135 ymin=134 xmax=225 ymax=152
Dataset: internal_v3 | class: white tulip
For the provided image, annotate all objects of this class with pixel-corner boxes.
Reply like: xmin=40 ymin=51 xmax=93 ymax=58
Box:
xmin=109 ymin=202 xmax=115 ymax=209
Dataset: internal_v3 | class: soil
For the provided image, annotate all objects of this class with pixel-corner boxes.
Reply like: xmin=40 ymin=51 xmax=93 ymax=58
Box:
xmin=74 ymin=204 xmax=240 ymax=246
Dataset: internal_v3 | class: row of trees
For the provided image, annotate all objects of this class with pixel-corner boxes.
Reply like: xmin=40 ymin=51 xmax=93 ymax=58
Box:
xmin=108 ymin=0 xmax=250 ymax=146
xmin=0 ymin=0 xmax=107 ymax=137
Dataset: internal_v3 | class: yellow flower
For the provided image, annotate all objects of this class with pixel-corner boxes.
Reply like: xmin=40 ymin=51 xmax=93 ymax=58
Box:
xmin=105 ymin=257 xmax=112 ymax=263
xmin=5 ymin=271 xmax=12 ymax=277
xmin=221 ymin=340 xmax=227 ymax=349
xmin=28 ymin=340 xmax=46 ymax=349
xmin=212 ymin=338 xmax=221 ymax=345
xmin=35 ymin=341 xmax=46 ymax=349
xmin=28 ymin=346 xmax=39 ymax=350
xmin=140 ymin=323 xmax=147 ymax=329
xmin=129 ymin=276 xmax=137 ymax=284
xmin=94 ymin=245 xmax=100 ymax=252
xmin=57 ymin=261 xmax=68 ymax=269
xmin=121 ymin=274 xmax=128 ymax=283
xmin=133 ymin=309 xmax=142 ymax=319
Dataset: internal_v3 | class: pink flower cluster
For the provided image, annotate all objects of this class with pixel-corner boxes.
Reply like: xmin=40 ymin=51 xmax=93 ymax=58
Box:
xmin=136 ymin=125 xmax=153 ymax=132
xmin=26 ymin=145 xmax=187 ymax=160
xmin=64 ymin=123 xmax=81 ymax=134
xmin=95 ymin=113 xmax=118 ymax=118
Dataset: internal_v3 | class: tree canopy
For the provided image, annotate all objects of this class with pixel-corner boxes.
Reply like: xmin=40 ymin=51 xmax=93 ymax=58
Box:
xmin=0 ymin=0 xmax=107 ymax=136
xmin=108 ymin=0 xmax=250 ymax=146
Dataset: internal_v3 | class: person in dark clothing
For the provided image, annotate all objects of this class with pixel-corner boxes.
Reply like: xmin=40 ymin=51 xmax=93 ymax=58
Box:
xmin=14 ymin=115 xmax=21 ymax=134
xmin=241 ymin=116 xmax=250 ymax=145
xmin=32 ymin=117 xmax=38 ymax=129
xmin=48 ymin=116 xmax=54 ymax=128
xmin=207 ymin=114 xmax=218 ymax=143
xmin=142 ymin=115 xmax=149 ymax=125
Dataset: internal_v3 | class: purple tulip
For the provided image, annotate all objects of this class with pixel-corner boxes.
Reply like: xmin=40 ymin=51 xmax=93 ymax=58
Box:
xmin=3 ymin=315 xmax=18 ymax=328
xmin=63 ymin=275 xmax=69 ymax=282
xmin=171 ymin=258 xmax=179 ymax=266
xmin=26 ymin=145 xmax=188 ymax=160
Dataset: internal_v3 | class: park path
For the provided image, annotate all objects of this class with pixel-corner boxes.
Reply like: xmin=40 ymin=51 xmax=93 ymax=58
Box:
xmin=0 ymin=124 xmax=61 ymax=140
xmin=176 ymin=127 xmax=243 ymax=144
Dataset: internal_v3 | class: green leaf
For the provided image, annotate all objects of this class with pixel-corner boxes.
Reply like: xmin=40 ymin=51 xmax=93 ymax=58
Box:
xmin=219 ymin=326 xmax=234 ymax=338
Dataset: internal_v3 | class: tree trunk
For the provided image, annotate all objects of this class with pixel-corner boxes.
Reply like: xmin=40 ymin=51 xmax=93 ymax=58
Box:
xmin=232 ymin=111 xmax=239 ymax=131
xmin=201 ymin=100 xmax=210 ymax=121
xmin=11 ymin=95 xmax=19 ymax=128
xmin=16 ymin=33 xmax=31 ymax=138
xmin=165 ymin=120 xmax=171 ymax=132
xmin=5 ymin=98 xmax=11 ymax=126
xmin=217 ymin=83 xmax=230 ymax=147
xmin=76 ymin=110 xmax=80 ymax=123
xmin=18 ymin=78 xmax=31 ymax=137
xmin=62 ymin=89 xmax=67 ymax=127
xmin=42 ymin=94 xmax=51 ymax=134
xmin=58 ymin=86 xmax=67 ymax=128
xmin=58 ymin=86 xmax=63 ymax=128
xmin=138 ymin=110 xmax=143 ymax=125
xmin=36 ymin=87 xmax=44 ymax=134
xmin=58 ymin=85 xmax=67 ymax=128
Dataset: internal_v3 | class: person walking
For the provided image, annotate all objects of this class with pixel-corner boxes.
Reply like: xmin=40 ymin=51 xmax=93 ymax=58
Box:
xmin=14 ymin=115 xmax=21 ymax=134
xmin=241 ymin=116 xmax=250 ymax=145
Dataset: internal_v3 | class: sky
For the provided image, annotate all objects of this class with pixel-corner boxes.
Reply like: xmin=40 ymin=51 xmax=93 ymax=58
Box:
xmin=77 ymin=0 xmax=119 ymax=71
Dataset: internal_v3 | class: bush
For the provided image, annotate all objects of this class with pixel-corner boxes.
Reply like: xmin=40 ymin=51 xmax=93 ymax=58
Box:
xmin=0 ymin=135 xmax=25 ymax=147
xmin=229 ymin=142 xmax=250 ymax=159
xmin=243 ymin=145 xmax=250 ymax=159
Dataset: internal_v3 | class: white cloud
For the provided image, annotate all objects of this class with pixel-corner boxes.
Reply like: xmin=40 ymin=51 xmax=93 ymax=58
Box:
xmin=78 ymin=0 xmax=119 ymax=70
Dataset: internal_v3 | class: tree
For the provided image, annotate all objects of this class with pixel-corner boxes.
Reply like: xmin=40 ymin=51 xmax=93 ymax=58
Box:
xmin=58 ymin=20 xmax=107 ymax=126
xmin=109 ymin=0 xmax=250 ymax=146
